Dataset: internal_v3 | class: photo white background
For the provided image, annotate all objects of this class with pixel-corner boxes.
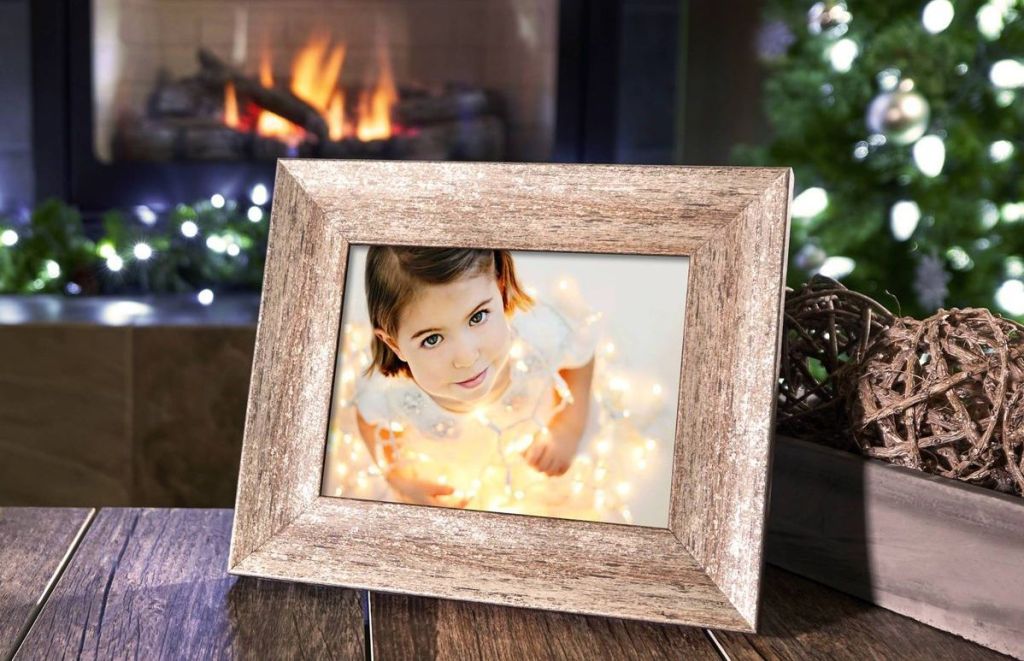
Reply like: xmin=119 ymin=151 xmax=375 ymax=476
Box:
xmin=340 ymin=246 xmax=689 ymax=527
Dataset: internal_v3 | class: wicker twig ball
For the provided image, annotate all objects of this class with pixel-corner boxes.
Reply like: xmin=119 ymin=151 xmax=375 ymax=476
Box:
xmin=777 ymin=275 xmax=896 ymax=450
xmin=846 ymin=308 xmax=1024 ymax=496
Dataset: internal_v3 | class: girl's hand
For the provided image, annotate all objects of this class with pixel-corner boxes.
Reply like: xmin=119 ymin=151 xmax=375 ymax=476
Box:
xmin=385 ymin=467 xmax=469 ymax=508
xmin=523 ymin=419 xmax=584 ymax=477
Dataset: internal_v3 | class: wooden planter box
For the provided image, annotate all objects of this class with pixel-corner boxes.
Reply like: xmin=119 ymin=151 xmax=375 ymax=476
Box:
xmin=766 ymin=435 xmax=1024 ymax=658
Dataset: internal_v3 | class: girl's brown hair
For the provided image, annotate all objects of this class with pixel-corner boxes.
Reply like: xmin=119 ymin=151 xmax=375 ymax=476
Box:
xmin=365 ymin=247 xmax=534 ymax=377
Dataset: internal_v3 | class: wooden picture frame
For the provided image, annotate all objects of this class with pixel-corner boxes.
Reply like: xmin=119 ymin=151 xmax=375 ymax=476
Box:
xmin=229 ymin=160 xmax=792 ymax=631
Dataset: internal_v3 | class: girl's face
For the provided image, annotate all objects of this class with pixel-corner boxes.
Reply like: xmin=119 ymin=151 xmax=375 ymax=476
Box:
xmin=377 ymin=271 xmax=513 ymax=411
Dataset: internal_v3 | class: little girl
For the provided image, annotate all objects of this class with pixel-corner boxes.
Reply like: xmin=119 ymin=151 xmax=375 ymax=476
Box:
xmin=348 ymin=246 xmax=599 ymax=515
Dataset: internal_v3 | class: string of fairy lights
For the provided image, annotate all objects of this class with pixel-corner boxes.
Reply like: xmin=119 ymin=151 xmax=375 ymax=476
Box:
xmin=0 ymin=184 xmax=272 ymax=299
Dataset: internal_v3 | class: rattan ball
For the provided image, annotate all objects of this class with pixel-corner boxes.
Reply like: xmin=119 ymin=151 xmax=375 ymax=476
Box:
xmin=846 ymin=307 xmax=1024 ymax=496
xmin=777 ymin=275 xmax=895 ymax=450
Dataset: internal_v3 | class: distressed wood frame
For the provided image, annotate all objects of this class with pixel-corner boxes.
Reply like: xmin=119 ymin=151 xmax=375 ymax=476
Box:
xmin=229 ymin=160 xmax=792 ymax=631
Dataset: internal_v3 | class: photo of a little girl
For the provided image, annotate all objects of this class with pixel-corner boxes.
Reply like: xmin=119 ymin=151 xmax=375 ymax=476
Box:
xmin=323 ymin=245 xmax=688 ymax=526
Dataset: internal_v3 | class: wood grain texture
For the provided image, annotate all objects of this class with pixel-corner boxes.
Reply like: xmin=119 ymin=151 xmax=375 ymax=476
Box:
xmin=18 ymin=508 xmax=365 ymax=660
xmin=712 ymin=566 xmax=1012 ymax=661
xmin=767 ymin=436 xmax=1024 ymax=658
xmin=232 ymin=496 xmax=748 ymax=629
xmin=229 ymin=161 xmax=349 ymax=567
xmin=0 ymin=508 xmax=93 ymax=659
xmin=0 ymin=326 xmax=132 ymax=506
xmin=133 ymin=326 xmax=255 ymax=506
xmin=230 ymin=160 xmax=792 ymax=630
xmin=671 ymin=167 xmax=792 ymax=629
xmin=370 ymin=591 xmax=720 ymax=660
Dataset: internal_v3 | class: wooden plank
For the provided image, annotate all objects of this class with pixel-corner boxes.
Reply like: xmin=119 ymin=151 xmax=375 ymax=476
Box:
xmin=712 ymin=567 xmax=1010 ymax=660
xmin=370 ymin=592 xmax=720 ymax=660
xmin=0 ymin=508 xmax=93 ymax=659
xmin=767 ymin=436 xmax=1024 ymax=658
xmin=17 ymin=509 xmax=364 ymax=659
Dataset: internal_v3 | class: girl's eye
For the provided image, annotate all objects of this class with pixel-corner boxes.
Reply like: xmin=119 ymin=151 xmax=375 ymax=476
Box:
xmin=421 ymin=334 xmax=442 ymax=348
xmin=470 ymin=309 xmax=489 ymax=325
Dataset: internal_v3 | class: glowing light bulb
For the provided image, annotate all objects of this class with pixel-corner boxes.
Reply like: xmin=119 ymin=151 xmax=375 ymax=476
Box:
xmin=135 ymin=205 xmax=157 ymax=225
xmin=946 ymin=246 xmax=972 ymax=270
xmin=828 ymin=38 xmax=859 ymax=73
xmin=206 ymin=235 xmax=227 ymax=253
xmin=133 ymin=243 xmax=153 ymax=260
xmin=181 ymin=220 xmax=198 ymax=238
xmin=977 ymin=2 xmax=1005 ymax=39
xmin=0 ymin=229 xmax=18 ymax=246
xmin=922 ymin=0 xmax=954 ymax=33
xmin=616 ymin=482 xmax=632 ymax=497
xmin=818 ymin=256 xmax=855 ymax=279
xmin=106 ymin=255 xmax=124 ymax=272
xmin=913 ymin=135 xmax=946 ymax=177
xmin=210 ymin=193 xmax=226 ymax=209
xmin=990 ymin=59 xmax=1024 ymax=88
xmin=197 ymin=289 xmax=214 ymax=305
xmin=226 ymin=243 xmax=240 ymax=257
xmin=44 ymin=260 xmax=61 ymax=279
xmin=1002 ymin=203 xmax=1024 ymax=223
xmin=651 ymin=383 xmax=663 ymax=396
xmin=250 ymin=183 xmax=269 ymax=206
xmin=247 ymin=206 xmax=264 ymax=222
xmin=890 ymin=201 xmax=921 ymax=241
xmin=609 ymin=377 xmax=630 ymax=392
xmin=792 ymin=187 xmax=829 ymax=218
xmin=990 ymin=140 xmax=1015 ymax=163
xmin=996 ymin=280 xmax=1024 ymax=316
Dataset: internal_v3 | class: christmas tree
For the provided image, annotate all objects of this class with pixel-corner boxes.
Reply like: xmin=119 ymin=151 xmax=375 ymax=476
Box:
xmin=741 ymin=0 xmax=1024 ymax=321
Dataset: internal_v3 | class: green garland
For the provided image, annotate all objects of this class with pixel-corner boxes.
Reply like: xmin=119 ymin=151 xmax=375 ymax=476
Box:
xmin=737 ymin=0 xmax=1024 ymax=322
xmin=0 ymin=198 xmax=268 ymax=296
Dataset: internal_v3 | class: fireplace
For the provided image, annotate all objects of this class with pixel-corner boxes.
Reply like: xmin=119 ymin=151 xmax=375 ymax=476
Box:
xmin=24 ymin=0 xmax=742 ymax=215
xmin=90 ymin=1 xmax=552 ymax=165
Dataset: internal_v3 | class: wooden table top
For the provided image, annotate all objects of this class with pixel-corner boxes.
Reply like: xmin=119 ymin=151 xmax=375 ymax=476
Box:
xmin=0 ymin=508 xmax=1011 ymax=660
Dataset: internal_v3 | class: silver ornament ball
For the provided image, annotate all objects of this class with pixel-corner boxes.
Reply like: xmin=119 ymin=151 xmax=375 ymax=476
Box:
xmin=808 ymin=1 xmax=852 ymax=36
xmin=866 ymin=87 xmax=930 ymax=146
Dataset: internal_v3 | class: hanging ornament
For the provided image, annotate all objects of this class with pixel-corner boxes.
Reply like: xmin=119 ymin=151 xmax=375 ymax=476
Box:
xmin=807 ymin=1 xmax=852 ymax=36
xmin=913 ymin=252 xmax=950 ymax=310
xmin=866 ymin=78 xmax=931 ymax=145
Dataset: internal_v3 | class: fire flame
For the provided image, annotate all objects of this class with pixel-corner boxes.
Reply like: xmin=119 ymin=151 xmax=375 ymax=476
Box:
xmin=230 ymin=33 xmax=396 ymax=144
xmin=224 ymin=82 xmax=239 ymax=128
xmin=328 ymin=90 xmax=345 ymax=141
xmin=356 ymin=47 xmax=398 ymax=142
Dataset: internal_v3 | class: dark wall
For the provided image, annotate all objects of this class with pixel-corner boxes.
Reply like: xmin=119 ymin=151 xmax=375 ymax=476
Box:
xmin=680 ymin=0 xmax=768 ymax=165
xmin=0 ymin=0 xmax=33 ymax=214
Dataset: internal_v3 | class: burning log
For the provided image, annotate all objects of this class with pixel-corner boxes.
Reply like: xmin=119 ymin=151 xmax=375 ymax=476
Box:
xmin=394 ymin=87 xmax=497 ymax=126
xmin=196 ymin=48 xmax=330 ymax=142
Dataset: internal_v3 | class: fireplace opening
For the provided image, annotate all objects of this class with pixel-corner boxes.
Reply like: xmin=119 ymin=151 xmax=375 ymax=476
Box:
xmin=92 ymin=1 xmax=558 ymax=165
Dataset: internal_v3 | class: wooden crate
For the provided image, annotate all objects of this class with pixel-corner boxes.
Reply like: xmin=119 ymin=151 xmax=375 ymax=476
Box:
xmin=767 ymin=435 xmax=1024 ymax=658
